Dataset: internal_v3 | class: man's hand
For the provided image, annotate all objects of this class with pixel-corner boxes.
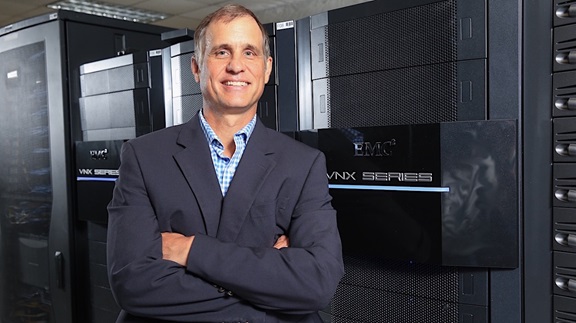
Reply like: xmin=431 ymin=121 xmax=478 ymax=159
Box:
xmin=162 ymin=233 xmax=286 ymax=266
xmin=274 ymin=235 xmax=289 ymax=249
xmin=161 ymin=232 xmax=194 ymax=266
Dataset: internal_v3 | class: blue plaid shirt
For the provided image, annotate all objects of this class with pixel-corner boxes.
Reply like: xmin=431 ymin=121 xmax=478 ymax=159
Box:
xmin=199 ymin=111 xmax=256 ymax=196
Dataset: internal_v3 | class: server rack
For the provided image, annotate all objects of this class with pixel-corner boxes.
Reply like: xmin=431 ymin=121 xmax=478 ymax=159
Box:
xmin=552 ymin=0 xmax=576 ymax=320
xmin=0 ymin=11 xmax=172 ymax=323
xmin=75 ymin=48 xmax=169 ymax=321
xmin=289 ymin=0 xmax=552 ymax=322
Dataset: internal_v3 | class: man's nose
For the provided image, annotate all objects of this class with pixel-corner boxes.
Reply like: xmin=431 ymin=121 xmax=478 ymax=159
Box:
xmin=226 ymin=54 xmax=244 ymax=73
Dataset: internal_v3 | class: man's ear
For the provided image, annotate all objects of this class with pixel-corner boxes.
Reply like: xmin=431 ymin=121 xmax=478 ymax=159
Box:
xmin=191 ymin=57 xmax=200 ymax=83
xmin=264 ymin=56 xmax=273 ymax=84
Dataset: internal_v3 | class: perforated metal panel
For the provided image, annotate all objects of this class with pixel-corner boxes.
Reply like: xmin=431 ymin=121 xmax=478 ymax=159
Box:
xmin=330 ymin=256 xmax=459 ymax=323
xmin=311 ymin=0 xmax=461 ymax=129
xmin=326 ymin=62 xmax=458 ymax=128
xmin=171 ymin=52 xmax=200 ymax=97
xmin=172 ymin=94 xmax=202 ymax=125
xmin=170 ymin=50 xmax=202 ymax=126
xmin=326 ymin=0 xmax=457 ymax=77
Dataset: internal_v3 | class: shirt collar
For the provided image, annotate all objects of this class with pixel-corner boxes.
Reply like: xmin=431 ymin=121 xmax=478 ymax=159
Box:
xmin=199 ymin=110 xmax=257 ymax=146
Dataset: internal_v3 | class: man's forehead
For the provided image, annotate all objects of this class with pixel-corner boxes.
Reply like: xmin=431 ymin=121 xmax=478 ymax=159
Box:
xmin=208 ymin=15 xmax=258 ymax=31
xmin=205 ymin=17 xmax=263 ymax=47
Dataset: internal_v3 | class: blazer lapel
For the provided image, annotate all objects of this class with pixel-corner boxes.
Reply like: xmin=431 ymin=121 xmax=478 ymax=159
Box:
xmin=217 ymin=121 xmax=276 ymax=242
xmin=173 ymin=115 xmax=222 ymax=236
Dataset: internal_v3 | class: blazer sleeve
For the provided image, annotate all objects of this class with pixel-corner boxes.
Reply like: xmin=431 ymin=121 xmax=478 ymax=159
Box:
xmin=185 ymin=151 xmax=345 ymax=314
xmin=107 ymin=141 xmax=241 ymax=320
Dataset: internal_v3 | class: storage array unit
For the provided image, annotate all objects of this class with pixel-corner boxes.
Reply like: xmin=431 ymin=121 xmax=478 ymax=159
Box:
xmin=79 ymin=50 xmax=166 ymax=142
xmin=301 ymin=0 xmax=486 ymax=130
xmin=76 ymin=49 xmax=169 ymax=323
xmin=552 ymin=0 xmax=576 ymax=320
xmin=292 ymin=1 xmax=502 ymax=321
xmin=160 ymin=29 xmax=202 ymax=128
xmin=296 ymin=120 xmax=518 ymax=322
xmin=289 ymin=0 xmax=552 ymax=322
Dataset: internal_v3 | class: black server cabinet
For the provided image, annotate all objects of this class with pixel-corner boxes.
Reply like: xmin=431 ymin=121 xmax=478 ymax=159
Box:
xmin=75 ymin=48 xmax=168 ymax=321
xmin=0 ymin=10 xmax=172 ymax=323
xmin=290 ymin=0 xmax=551 ymax=322
xmin=299 ymin=0 xmax=486 ymax=130
xmin=552 ymin=0 xmax=576 ymax=321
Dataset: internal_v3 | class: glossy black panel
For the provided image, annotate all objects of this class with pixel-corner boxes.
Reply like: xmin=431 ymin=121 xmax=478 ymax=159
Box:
xmin=75 ymin=141 xmax=123 ymax=223
xmin=440 ymin=121 xmax=518 ymax=268
xmin=299 ymin=120 xmax=517 ymax=268
xmin=318 ymin=124 xmax=443 ymax=263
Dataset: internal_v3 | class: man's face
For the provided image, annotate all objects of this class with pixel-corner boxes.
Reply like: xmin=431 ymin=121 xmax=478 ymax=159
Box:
xmin=192 ymin=16 xmax=272 ymax=115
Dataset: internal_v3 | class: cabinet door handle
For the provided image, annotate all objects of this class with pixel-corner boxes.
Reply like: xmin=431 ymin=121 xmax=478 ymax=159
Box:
xmin=54 ymin=251 xmax=64 ymax=289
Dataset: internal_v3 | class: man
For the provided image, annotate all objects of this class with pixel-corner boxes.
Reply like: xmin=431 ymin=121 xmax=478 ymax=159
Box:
xmin=107 ymin=4 xmax=344 ymax=323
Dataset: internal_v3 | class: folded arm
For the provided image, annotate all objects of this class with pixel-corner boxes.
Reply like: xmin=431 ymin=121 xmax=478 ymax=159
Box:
xmin=180 ymin=153 xmax=344 ymax=313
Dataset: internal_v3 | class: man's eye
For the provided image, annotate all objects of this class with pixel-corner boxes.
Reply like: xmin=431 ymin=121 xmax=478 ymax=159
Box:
xmin=244 ymin=51 xmax=256 ymax=57
xmin=215 ymin=50 xmax=229 ymax=56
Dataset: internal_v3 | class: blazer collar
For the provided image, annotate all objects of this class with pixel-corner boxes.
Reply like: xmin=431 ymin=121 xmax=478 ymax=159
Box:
xmin=173 ymin=114 xmax=277 ymax=241
xmin=217 ymin=120 xmax=277 ymax=241
xmin=173 ymin=114 xmax=223 ymax=236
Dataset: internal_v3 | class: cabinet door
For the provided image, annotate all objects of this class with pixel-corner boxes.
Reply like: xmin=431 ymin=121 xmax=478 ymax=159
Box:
xmin=0 ymin=20 xmax=73 ymax=323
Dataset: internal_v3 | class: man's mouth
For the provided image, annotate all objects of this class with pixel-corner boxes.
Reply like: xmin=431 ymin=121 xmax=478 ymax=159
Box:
xmin=224 ymin=81 xmax=248 ymax=86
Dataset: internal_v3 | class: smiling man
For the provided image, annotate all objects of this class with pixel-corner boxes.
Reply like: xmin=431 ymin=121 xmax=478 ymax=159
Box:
xmin=106 ymin=4 xmax=344 ymax=323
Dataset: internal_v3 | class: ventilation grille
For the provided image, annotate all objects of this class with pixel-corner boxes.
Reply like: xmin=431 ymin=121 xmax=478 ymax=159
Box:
xmin=326 ymin=0 xmax=458 ymax=76
xmin=318 ymin=0 xmax=459 ymax=129
xmin=325 ymin=62 xmax=458 ymax=128
xmin=330 ymin=256 xmax=460 ymax=323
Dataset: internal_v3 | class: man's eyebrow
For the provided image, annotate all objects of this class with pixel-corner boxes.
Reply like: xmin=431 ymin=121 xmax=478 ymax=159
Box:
xmin=210 ymin=43 xmax=232 ymax=52
xmin=244 ymin=44 xmax=263 ymax=55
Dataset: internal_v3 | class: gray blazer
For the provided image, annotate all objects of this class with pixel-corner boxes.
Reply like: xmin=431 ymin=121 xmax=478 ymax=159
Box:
xmin=107 ymin=114 xmax=344 ymax=323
